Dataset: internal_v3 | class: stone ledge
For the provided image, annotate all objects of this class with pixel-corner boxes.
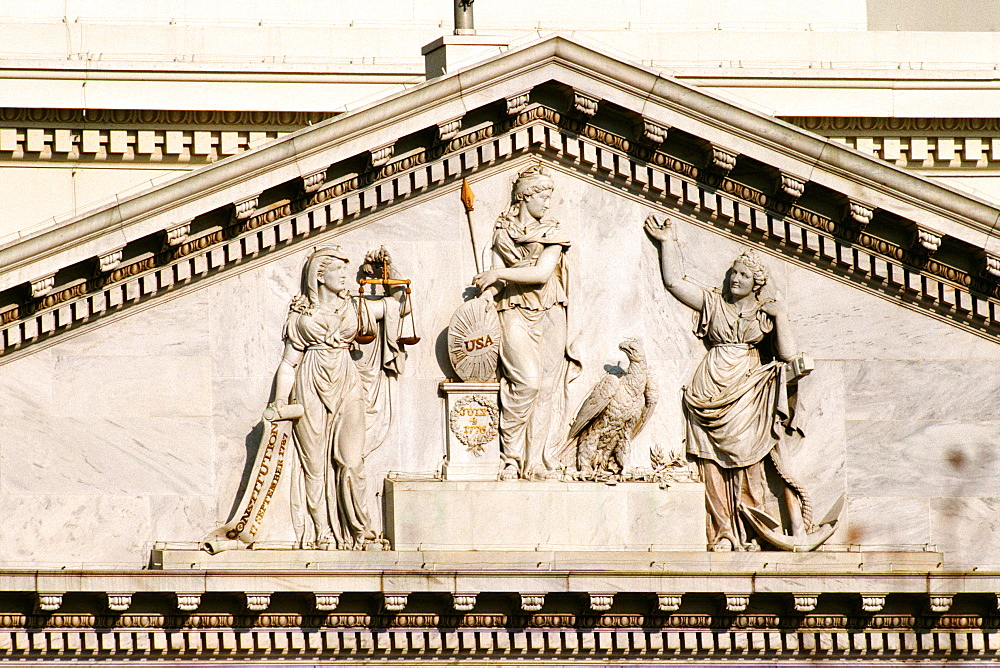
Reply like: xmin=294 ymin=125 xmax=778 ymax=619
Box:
xmin=0 ymin=624 xmax=994 ymax=660
xmin=151 ymin=547 xmax=943 ymax=576
xmin=3 ymin=110 xmax=1000 ymax=362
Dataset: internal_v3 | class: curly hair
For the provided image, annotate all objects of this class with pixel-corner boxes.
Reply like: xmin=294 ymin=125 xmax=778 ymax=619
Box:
xmin=731 ymin=249 xmax=768 ymax=293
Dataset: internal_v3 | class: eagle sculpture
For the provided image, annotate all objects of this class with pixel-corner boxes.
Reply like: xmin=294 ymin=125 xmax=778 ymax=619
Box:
xmin=569 ymin=338 xmax=657 ymax=479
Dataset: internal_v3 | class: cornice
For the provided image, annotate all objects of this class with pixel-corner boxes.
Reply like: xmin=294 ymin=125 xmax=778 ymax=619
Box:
xmin=0 ymin=553 xmax=993 ymax=661
xmin=545 ymin=38 xmax=1000 ymax=235
xmin=3 ymin=104 xmax=1000 ymax=359
xmin=2 ymin=35 xmax=1000 ymax=360
xmin=0 ymin=108 xmax=332 ymax=128
xmin=0 ymin=109 xmax=333 ymax=168
xmin=785 ymin=117 xmax=1000 ymax=134
xmin=0 ymin=619 xmax=993 ymax=661
xmin=0 ymin=60 xmax=423 ymax=80
xmin=780 ymin=117 xmax=1000 ymax=172
xmin=3 ymin=34 xmax=1000 ymax=286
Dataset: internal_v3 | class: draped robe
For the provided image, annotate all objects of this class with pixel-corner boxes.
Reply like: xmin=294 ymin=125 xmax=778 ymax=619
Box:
xmin=683 ymin=289 xmax=798 ymax=549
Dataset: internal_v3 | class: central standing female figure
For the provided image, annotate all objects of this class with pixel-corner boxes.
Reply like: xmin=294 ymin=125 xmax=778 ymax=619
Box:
xmin=472 ymin=165 xmax=580 ymax=480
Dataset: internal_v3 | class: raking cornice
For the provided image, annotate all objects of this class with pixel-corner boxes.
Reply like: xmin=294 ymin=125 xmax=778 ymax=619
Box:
xmin=1 ymin=34 xmax=999 ymax=358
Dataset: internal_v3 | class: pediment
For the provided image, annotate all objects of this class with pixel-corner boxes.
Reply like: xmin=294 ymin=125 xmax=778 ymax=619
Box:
xmin=1 ymin=32 xmax=1000 ymax=559
xmin=0 ymin=35 xmax=998 ymax=360
xmin=9 ymin=27 xmax=1000 ymax=663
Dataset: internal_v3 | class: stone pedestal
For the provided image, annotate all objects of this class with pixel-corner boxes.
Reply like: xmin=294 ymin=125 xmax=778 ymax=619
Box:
xmin=384 ymin=479 xmax=707 ymax=551
xmin=440 ymin=381 xmax=502 ymax=481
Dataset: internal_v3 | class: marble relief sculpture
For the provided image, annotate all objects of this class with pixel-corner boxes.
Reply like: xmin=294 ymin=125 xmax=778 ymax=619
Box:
xmin=645 ymin=215 xmax=839 ymax=551
xmin=268 ymin=246 xmax=407 ymax=550
xmin=567 ymin=339 xmax=657 ymax=479
xmin=472 ymin=164 xmax=581 ymax=480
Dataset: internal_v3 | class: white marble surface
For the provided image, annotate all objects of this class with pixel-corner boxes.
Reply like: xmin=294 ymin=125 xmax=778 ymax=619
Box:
xmin=842 ymin=496 xmax=932 ymax=549
xmin=385 ymin=480 xmax=707 ymax=551
xmin=0 ymin=494 xmax=153 ymax=567
xmin=0 ymin=167 xmax=998 ymax=565
xmin=844 ymin=361 xmax=1000 ymax=422
xmin=845 ymin=420 xmax=1000 ymax=499
xmin=930 ymin=497 xmax=1000 ymax=568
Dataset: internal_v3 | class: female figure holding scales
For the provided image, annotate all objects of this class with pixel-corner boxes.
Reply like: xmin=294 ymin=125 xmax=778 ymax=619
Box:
xmin=270 ymin=246 xmax=403 ymax=550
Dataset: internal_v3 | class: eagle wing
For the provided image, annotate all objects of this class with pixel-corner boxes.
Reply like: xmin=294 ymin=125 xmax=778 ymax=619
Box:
xmin=631 ymin=375 xmax=658 ymax=439
xmin=568 ymin=373 xmax=619 ymax=440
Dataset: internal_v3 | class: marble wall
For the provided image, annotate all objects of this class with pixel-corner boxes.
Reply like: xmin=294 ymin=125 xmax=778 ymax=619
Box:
xmin=1 ymin=164 xmax=997 ymax=566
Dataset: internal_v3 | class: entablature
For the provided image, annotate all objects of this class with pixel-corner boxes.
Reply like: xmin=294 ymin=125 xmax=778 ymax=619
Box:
xmin=0 ymin=550 xmax=993 ymax=661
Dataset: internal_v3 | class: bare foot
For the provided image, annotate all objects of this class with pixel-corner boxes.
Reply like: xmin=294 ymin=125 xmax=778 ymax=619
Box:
xmin=499 ymin=464 xmax=518 ymax=480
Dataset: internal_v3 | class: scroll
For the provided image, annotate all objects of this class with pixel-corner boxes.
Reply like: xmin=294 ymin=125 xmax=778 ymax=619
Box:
xmin=201 ymin=405 xmax=302 ymax=553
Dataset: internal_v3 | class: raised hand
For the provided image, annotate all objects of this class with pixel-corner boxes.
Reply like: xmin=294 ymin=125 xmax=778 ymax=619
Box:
xmin=644 ymin=214 xmax=673 ymax=242
xmin=361 ymin=246 xmax=392 ymax=277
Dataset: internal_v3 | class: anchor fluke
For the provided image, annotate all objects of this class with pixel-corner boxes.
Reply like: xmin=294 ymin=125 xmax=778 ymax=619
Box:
xmin=740 ymin=494 xmax=845 ymax=552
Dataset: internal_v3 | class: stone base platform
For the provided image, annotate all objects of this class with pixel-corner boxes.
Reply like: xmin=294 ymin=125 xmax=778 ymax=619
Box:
xmin=150 ymin=544 xmax=950 ymax=618
xmin=151 ymin=545 xmax=943 ymax=576
xmin=384 ymin=479 xmax=706 ymax=551
xmin=149 ymin=546 xmax=949 ymax=600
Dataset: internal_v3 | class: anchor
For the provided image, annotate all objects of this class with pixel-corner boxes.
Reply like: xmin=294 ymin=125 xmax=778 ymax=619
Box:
xmin=740 ymin=494 xmax=845 ymax=552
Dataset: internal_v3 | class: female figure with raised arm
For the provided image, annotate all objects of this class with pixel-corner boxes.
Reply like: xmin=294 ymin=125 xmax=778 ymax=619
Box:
xmin=472 ymin=165 xmax=580 ymax=480
xmin=645 ymin=215 xmax=807 ymax=551
xmin=269 ymin=246 xmax=403 ymax=549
